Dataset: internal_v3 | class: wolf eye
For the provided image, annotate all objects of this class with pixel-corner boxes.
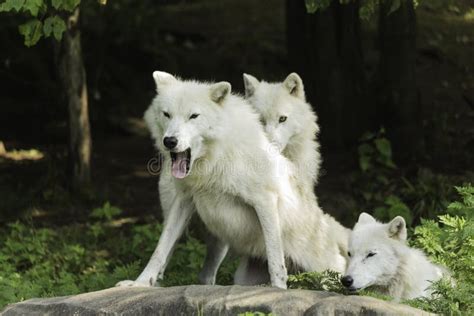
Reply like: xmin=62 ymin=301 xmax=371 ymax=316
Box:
xmin=260 ymin=118 xmax=266 ymax=126
xmin=279 ymin=116 xmax=287 ymax=123
xmin=163 ymin=111 xmax=171 ymax=118
xmin=366 ymin=252 xmax=377 ymax=258
xmin=348 ymin=252 xmax=351 ymax=257
xmin=189 ymin=113 xmax=200 ymax=120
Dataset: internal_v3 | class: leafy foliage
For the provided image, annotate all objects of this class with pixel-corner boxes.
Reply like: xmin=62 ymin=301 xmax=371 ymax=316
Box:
xmin=353 ymin=129 xmax=460 ymax=224
xmin=373 ymin=195 xmax=412 ymax=225
xmin=287 ymin=270 xmax=393 ymax=301
xmin=1 ymin=187 xmax=473 ymax=314
xmin=358 ymin=128 xmax=396 ymax=173
xmin=304 ymin=0 xmax=426 ymax=20
xmin=0 ymin=202 xmax=237 ymax=309
xmin=405 ymin=188 xmax=474 ymax=314
xmin=411 ymin=186 xmax=474 ymax=284
xmin=0 ymin=0 xmax=103 ymax=46
xmin=90 ymin=202 xmax=122 ymax=221
xmin=288 ymin=270 xmax=345 ymax=293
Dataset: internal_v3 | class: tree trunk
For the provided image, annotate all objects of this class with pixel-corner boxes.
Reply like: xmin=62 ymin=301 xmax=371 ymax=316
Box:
xmin=58 ymin=8 xmax=92 ymax=191
xmin=287 ymin=0 xmax=370 ymax=149
xmin=378 ymin=0 xmax=422 ymax=160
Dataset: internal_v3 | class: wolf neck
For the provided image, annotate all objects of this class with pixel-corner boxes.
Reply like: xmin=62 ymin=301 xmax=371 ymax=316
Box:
xmin=283 ymin=125 xmax=321 ymax=196
xmin=386 ymin=246 xmax=431 ymax=300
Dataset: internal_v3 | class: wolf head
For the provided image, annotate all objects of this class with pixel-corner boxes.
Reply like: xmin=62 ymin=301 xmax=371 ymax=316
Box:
xmin=144 ymin=71 xmax=231 ymax=179
xmin=243 ymin=73 xmax=317 ymax=153
xmin=341 ymin=213 xmax=407 ymax=292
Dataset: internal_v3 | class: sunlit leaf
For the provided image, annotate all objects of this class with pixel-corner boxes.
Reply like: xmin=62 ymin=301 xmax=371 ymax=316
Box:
xmin=388 ymin=0 xmax=401 ymax=15
xmin=0 ymin=0 xmax=25 ymax=12
xmin=61 ymin=0 xmax=80 ymax=12
xmin=305 ymin=0 xmax=331 ymax=14
xmin=18 ymin=19 xmax=43 ymax=47
xmin=44 ymin=15 xmax=66 ymax=41
xmin=23 ymin=0 xmax=43 ymax=16
xmin=51 ymin=0 xmax=61 ymax=9
xmin=375 ymin=138 xmax=392 ymax=158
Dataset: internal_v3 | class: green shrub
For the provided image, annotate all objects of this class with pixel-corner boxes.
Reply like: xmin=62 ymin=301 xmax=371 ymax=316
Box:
xmin=405 ymin=185 xmax=474 ymax=314
xmin=288 ymin=270 xmax=345 ymax=293
xmin=0 ymin=202 xmax=236 ymax=309
xmin=1 ymin=186 xmax=473 ymax=314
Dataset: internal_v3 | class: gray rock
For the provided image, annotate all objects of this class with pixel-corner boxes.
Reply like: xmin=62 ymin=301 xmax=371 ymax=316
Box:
xmin=1 ymin=285 xmax=430 ymax=316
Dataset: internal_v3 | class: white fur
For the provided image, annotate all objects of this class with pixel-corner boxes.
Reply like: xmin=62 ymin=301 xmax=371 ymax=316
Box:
xmin=343 ymin=212 xmax=448 ymax=300
xmin=243 ymin=73 xmax=321 ymax=194
xmin=199 ymin=72 xmax=350 ymax=285
xmin=237 ymin=73 xmax=350 ymax=283
xmin=116 ymin=72 xmax=350 ymax=290
xmin=118 ymin=72 xmax=301 ymax=289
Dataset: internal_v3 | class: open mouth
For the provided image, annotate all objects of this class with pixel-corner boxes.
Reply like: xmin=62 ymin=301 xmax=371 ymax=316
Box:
xmin=170 ymin=148 xmax=191 ymax=179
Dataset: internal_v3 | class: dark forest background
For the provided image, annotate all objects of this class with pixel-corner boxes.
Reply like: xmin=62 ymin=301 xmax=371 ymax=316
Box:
xmin=1 ymin=0 xmax=473 ymax=224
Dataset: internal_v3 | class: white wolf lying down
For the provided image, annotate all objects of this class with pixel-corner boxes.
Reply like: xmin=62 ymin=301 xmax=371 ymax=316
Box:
xmin=341 ymin=213 xmax=448 ymax=300
xmin=117 ymin=71 xmax=300 ymax=289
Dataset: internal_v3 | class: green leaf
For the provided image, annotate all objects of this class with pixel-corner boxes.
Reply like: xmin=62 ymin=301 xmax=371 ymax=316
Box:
xmin=49 ymin=0 xmax=80 ymax=11
xmin=43 ymin=15 xmax=66 ymax=41
xmin=90 ymin=202 xmax=123 ymax=221
xmin=23 ymin=0 xmax=43 ymax=16
xmin=305 ymin=0 xmax=331 ymax=14
xmin=374 ymin=137 xmax=392 ymax=158
xmin=388 ymin=0 xmax=401 ymax=15
xmin=62 ymin=0 xmax=80 ymax=12
xmin=359 ymin=155 xmax=371 ymax=172
xmin=51 ymin=0 xmax=61 ymax=9
xmin=18 ymin=19 xmax=43 ymax=47
xmin=52 ymin=18 xmax=66 ymax=40
xmin=0 ymin=0 xmax=25 ymax=12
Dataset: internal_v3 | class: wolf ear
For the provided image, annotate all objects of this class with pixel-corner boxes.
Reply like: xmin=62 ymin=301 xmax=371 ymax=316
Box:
xmin=152 ymin=71 xmax=176 ymax=93
xmin=243 ymin=73 xmax=260 ymax=98
xmin=210 ymin=82 xmax=231 ymax=104
xmin=357 ymin=212 xmax=376 ymax=225
xmin=387 ymin=216 xmax=407 ymax=240
xmin=283 ymin=72 xmax=305 ymax=100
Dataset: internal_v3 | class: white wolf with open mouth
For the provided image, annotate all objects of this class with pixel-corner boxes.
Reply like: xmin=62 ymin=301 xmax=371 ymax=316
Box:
xmin=117 ymin=71 xmax=300 ymax=289
xmin=341 ymin=212 xmax=448 ymax=300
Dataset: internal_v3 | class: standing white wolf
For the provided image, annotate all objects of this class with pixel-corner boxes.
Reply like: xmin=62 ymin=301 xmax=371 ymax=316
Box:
xmin=228 ymin=72 xmax=350 ymax=284
xmin=117 ymin=71 xmax=300 ymax=289
xmin=341 ymin=212 xmax=448 ymax=300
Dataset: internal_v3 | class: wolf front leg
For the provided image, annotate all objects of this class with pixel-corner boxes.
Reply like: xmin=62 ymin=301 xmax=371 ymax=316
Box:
xmin=198 ymin=234 xmax=229 ymax=285
xmin=252 ymin=193 xmax=288 ymax=289
xmin=116 ymin=196 xmax=194 ymax=287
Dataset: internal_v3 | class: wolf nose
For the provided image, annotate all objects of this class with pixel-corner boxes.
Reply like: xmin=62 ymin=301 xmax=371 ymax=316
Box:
xmin=163 ymin=136 xmax=178 ymax=149
xmin=340 ymin=275 xmax=354 ymax=287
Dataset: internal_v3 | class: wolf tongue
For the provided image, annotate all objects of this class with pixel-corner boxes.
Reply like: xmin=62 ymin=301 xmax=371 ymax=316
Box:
xmin=171 ymin=152 xmax=188 ymax=179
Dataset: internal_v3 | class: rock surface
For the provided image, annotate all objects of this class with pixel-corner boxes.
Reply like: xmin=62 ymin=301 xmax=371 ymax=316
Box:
xmin=1 ymin=285 xmax=429 ymax=316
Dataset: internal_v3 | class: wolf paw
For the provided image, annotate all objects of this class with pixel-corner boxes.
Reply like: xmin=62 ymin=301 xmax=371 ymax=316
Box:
xmin=115 ymin=278 xmax=155 ymax=287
